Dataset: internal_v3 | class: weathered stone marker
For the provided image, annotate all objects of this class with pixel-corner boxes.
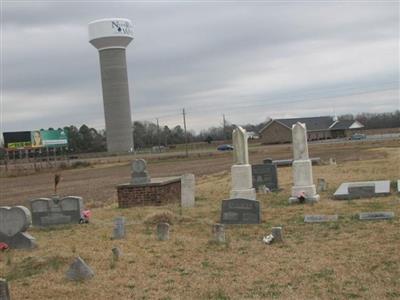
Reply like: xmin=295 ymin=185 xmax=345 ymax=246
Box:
xmin=252 ymin=158 xmax=279 ymax=191
xmin=181 ymin=173 xmax=195 ymax=208
xmin=131 ymin=159 xmax=151 ymax=184
xmin=65 ymin=257 xmax=94 ymax=281
xmin=212 ymin=224 xmax=225 ymax=243
xmin=30 ymin=196 xmax=84 ymax=227
xmin=334 ymin=181 xmax=391 ymax=200
xmin=0 ymin=278 xmax=10 ymax=300
xmin=220 ymin=198 xmax=261 ymax=224
xmin=112 ymin=247 xmax=122 ymax=261
xmin=271 ymin=227 xmax=283 ymax=242
xmin=157 ymin=223 xmax=170 ymax=241
xmin=0 ymin=206 xmax=37 ymax=249
xmin=359 ymin=212 xmax=394 ymax=220
xmin=112 ymin=217 xmax=125 ymax=240
xmin=288 ymin=123 xmax=319 ymax=204
xmin=317 ymin=178 xmax=328 ymax=192
xmin=304 ymin=215 xmax=338 ymax=223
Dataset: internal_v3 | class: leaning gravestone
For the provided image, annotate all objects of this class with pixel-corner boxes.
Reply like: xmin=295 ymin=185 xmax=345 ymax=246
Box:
xmin=220 ymin=198 xmax=261 ymax=224
xmin=334 ymin=181 xmax=391 ymax=200
xmin=304 ymin=215 xmax=338 ymax=223
xmin=65 ymin=257 xmax=94 ymax=281
xmin=131 ymin=159 xmax=151 ymax=184
xmin=0 ymin=206 xmax=37 ymax=249
xmin=252 ymin=158 xmax=279 ymax=191
xmin=0 ymin=278 xmax=10 ymax=300
xmin=30 ymin=196 xmax=83 ymax=227
xmin=181 ymin=173 xmax=195 ymax=208
xmin=358 ymin=212 xmax=394 ymax=220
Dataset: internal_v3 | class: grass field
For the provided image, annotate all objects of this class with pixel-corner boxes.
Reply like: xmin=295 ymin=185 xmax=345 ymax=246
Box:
xmin=0 ymin=140 xmax=399 ymax=299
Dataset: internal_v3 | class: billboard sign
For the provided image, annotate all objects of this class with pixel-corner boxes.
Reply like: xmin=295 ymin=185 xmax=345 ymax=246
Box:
xmin=3 ymin=130 xmax=68 ymax=150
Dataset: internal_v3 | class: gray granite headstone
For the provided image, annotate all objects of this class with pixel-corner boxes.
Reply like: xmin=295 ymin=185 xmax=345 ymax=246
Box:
xmin=65 ymin=257 xmax=94 ymax=281
xmin=0 ymin=278 xmax=10 ymax=300
xmin=271 ymin=227 xmax=283 ymax=242
xmin=131 ymin=159 xmax=151 ymax=185
xmin=220 ymin=198 xmax=261 ymax=224
xmin=157 ymin=223 xmax=170 ymax=241
xmin=212 ymin=224 xmax=225 ymax=243
xmin=304 ymin=215 xmax=338 ymax=223
xmin=334 ymin=181 xmax=391 ymax=200
xmin=359 ymin=212 xmax=394 ymax=220
xmin=252 ymin=161 xmax=278 ymax=191
xmin=30 ymin=196 xmax=83 ymax=227
xmin=112 ymin=217 xmax=125 ymax=240
xmin=0 ymin=206 xmax=37 ymax=249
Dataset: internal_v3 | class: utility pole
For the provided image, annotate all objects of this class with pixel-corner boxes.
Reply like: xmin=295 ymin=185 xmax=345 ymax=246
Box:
xmin=223 ymin=114 xmax=226 ymax=141
xmin=182 ymin=108 xmax=189 ymax=158
xmin=156 ymin=118 xmax=161 ymax=153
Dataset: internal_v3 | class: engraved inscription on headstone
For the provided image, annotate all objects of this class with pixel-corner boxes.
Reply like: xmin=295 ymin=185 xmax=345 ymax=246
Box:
xmin=348 ymin=183 xmax=375 ymax=198
xmin=252 ymin=161 xmax=278 ymax=191
xmin=359 ymin=212 xmax=394 ymax=220
xmin=304 ymin=215 xmax=338 ymax=223
xmin=220 ymin=198 xmax=261 ymax=224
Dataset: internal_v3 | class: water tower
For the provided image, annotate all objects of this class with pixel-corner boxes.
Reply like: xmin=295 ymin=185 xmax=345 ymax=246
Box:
xmin=88 ymin=18 xmax=134 ymax=153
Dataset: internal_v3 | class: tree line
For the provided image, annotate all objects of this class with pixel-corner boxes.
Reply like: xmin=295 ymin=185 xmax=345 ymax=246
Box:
xmin=42 ymin=110 xmax=400 ymax=153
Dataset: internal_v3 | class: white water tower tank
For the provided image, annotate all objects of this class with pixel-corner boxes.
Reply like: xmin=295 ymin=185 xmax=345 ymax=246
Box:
xmin=89 ymin=18 xmax=134 ymax=153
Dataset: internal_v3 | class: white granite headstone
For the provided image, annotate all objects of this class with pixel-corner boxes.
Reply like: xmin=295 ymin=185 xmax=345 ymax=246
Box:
xmin=288 ymin=123 xmax=319 ymax=204
xmin=181 ymin=173 xmax=195 ymax=208
xmin=230 ymin=126 xmax=256 ymax=200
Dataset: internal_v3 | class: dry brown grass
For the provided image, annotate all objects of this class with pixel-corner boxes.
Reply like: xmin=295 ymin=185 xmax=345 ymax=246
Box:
xmin=0 ymin=142 xmax=399 ymax=299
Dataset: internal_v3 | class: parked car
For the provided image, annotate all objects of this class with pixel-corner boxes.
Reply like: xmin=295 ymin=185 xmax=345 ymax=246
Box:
xmin=217 ymin=144 xmax=234 ymax=151
xmin=351 ymin=133 xmax=367 ymax=140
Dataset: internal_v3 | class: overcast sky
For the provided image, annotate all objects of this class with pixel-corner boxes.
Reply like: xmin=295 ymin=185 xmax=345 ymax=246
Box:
xmin=1 ymin=1 xmax=399 ymax=133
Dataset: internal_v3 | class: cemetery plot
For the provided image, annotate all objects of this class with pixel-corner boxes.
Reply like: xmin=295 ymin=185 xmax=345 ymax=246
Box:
xmin=333 ymin=180 xmax=391 ymax=200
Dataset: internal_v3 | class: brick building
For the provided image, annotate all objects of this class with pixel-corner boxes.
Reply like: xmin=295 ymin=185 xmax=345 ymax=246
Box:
xmin=259 ymin=116 xmax=364 ymax=144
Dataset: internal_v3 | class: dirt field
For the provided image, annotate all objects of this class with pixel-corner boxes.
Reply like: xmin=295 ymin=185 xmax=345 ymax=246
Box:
xmin=0 ymin=139 xmax=399 ymax=299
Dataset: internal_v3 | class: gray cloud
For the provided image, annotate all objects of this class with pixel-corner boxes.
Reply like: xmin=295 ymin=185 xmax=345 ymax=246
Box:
xmin=2 ymin=1 xmax=399 ymax=132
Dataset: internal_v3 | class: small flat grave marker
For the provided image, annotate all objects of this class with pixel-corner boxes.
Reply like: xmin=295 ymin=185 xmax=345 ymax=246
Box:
xmin=359 ymin=212 xmax=394 ymax=220
xmin=334 ymin=180 xmax=391 ymax=200
xmin=304 ymin=215 xmax=338 ymax=223
xmin=220 ymin=198 xmax=261 ymax=224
